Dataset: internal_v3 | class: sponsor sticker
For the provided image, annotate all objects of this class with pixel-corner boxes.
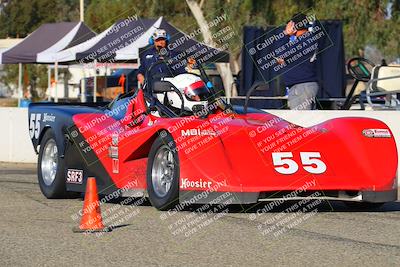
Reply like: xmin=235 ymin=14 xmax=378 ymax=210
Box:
xmin=181 ymin=129 xmax=216 ymax=137
xmin=180 ymin=178 xmax=212 ymax=189
xmin=42 ymin=113 xmax=56 ymax=123
xmin=108 ymin=146 xmax=119 ymax=158
xmin=362 ymin=129 xmax=391 ymax=138
xmin=112 ymin=158 xmax=119 ymax=174
xmin=112 ymin=133 xmax=119 ymax=146
xmin=66 ymin=169 xmax=83 ymax=184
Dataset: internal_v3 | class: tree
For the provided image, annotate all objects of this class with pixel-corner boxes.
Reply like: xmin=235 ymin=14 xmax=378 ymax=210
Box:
xmin=314 ymin=0 xmax=399 ymax=60
xmin=0 ymin=0 xmax=79 ymax=100
xmin=186 ymin=0 xmax=237 ymax=98
xmin=0 ymin=0 xmax=80 ymax=38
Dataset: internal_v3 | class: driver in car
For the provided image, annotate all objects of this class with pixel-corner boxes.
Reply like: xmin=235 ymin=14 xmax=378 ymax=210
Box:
xmin=161 ymin=73 xmax=213 ymax=115
xmin=137 ymin=29 xmax=187 ymax=91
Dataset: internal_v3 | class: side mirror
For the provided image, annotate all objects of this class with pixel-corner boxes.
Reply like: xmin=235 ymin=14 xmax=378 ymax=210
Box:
xmin=153 ymin=81 xmax=174 ymax=93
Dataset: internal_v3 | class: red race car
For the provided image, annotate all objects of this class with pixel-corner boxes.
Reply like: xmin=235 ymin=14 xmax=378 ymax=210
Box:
xmin=29 ymin=60 xmax=398 ymax=210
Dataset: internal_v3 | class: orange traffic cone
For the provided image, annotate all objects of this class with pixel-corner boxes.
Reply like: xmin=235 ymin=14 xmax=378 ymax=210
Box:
xmin=72 ymin=177 xmax=111 ymax=233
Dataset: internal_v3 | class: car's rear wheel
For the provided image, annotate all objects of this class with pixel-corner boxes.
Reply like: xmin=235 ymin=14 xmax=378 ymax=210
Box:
xmin=38 ymin=129 xmax=69 ymax=198
xmin=146 ymin=132 xmax=179 ymax=210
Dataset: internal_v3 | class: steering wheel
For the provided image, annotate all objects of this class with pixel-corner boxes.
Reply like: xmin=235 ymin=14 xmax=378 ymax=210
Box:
xmin=145 ymin=82 xmax=186 ymax=117
xmin=160 ymin=87 xmax=186 ymax=117
xmin=347 ymin=57 xmax=375 ymax=82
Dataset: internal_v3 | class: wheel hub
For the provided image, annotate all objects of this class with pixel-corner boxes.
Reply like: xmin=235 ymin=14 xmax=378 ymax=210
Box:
xmin=151 ymin=145 xmax=175 ymax=198
xmin=41 ymin=139 xmax=58 ymax=186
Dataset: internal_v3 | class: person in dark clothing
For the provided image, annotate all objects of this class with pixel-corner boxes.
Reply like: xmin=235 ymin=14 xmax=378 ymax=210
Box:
xmin=276 ymin=13 xmax=319 ymax=110
xmin=137 ymin=29 xmax=186 ymax=89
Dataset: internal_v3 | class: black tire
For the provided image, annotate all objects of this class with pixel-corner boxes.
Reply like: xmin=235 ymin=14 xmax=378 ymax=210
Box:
xmin=37 ymin=129 xmax=69 ymax=198
xmin=344 ymin=201 xmax=384 ymax=210
xmin=146 ymin=132 xmax=179 ymax=210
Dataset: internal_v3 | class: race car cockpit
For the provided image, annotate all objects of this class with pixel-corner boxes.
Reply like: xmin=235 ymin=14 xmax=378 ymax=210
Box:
xmin=108 ymin=58 xmax=231 ymax=120
xmin=144 ymin=58 xmax=217 ymax=117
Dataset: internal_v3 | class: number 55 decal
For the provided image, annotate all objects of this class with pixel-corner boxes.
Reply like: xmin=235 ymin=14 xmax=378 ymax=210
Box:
xmin=29 ymin=113 xmax=41 ymax=139
xmin=272 ymin=152 xmax=327 ymax=174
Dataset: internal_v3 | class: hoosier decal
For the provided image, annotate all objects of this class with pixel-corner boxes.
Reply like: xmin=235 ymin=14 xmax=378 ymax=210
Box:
xmin=180 ymin=178 xmax=212 ymax=189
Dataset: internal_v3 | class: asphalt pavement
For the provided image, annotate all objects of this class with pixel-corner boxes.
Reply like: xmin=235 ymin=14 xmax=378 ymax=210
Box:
xmin=0 ymin=162 xmax=399 ymax=266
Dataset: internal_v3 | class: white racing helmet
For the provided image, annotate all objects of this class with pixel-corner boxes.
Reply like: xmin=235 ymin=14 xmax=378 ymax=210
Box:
xmin=162 ymin=74 xmax=211 ymax=113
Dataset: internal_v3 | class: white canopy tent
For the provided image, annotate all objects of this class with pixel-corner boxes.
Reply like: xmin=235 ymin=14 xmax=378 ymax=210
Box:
xmin=0 ymin=22 xmax=95 ymax=104
xmin=114 ymin=17 xmax=162 ymax=61
xmin=40 ymin=17 xmax=229 ymax=64
xmin=37 ymin=24 xmax=113 ymax=63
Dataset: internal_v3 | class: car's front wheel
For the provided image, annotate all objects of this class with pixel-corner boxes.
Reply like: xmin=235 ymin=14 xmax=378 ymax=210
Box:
xmin=38 ymin=129 xmax=69 ymax=198
xmin=146 ymin=132 xmax=179 ymax=210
